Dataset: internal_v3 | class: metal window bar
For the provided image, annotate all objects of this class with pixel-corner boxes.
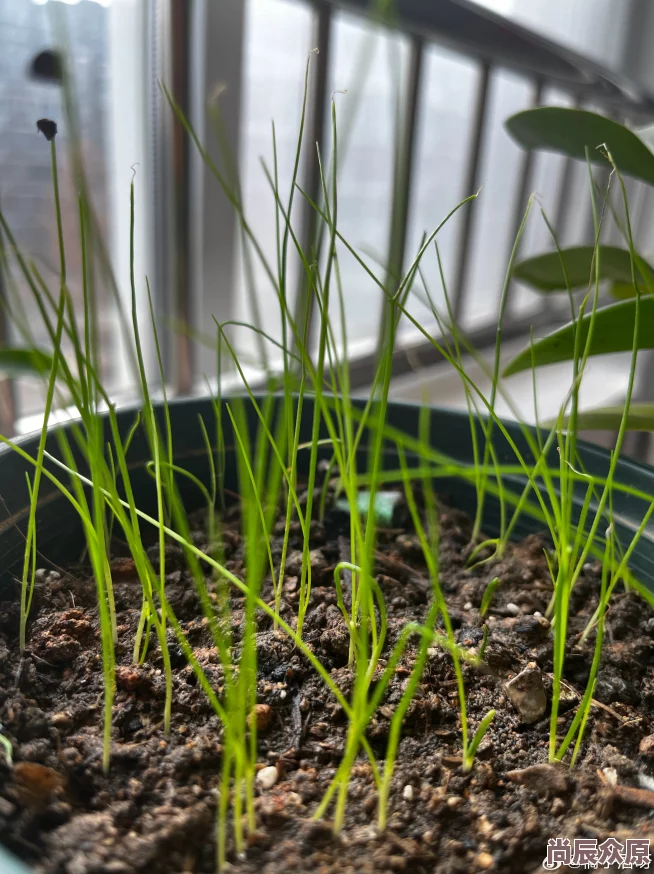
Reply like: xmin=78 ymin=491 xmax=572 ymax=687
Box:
xmin=169 ymin=0 xmax=194 ymax=395
xmin=504 ymin=77 xmax=543 ymax=316
xmin=376 ymin=34 xmax=424 ymax=360
xmin=451 ymin=60 xmax=491 ymax=325
xmin=292 ymin=1 xmax=333 ymax=354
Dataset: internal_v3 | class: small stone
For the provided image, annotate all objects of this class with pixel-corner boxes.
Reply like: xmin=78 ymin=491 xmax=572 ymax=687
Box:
xmin=476 ymin=737 xmax=495 ymax=760
xmin=35 ymin=568 xmax=47 ymax=583
xmin=0 ymin=797 xmax=15 ymax=817
xmin=558 ymin=682 xmax=580 ymax=710
xmin=475 ymin=852 xmax=495 ymax=870
xmin=442 ymin=756 xmax=463 ymax=769
xmin=514 ymin=615 xmax=550 ymax=642
xmin=638 ymin=772 xmax=654 ymax=792
xmin=505 ymin=763 xmax=569 ymax=797
xmin=402 ymin=784 xmax=414 ymax=801
xmin=256 ymin=766 xmax=279 ymax=790
xmin=115 ymin=665 xmax=150 ymax=692
xmin=395 ymin=534 xmax=422 ymax=559
xmin=551 ymin=797 xmax=566 ymax=815
xmin=12 ymin=762 xmax=65 ymax=808
xmin=602 ymin=767 xmax=618 ymax=787
xmin=463 ymin=601 xmax=473 ymax=611
xmin=51 ymin=711 xmax=73 ymax=729
xmin=248 ymin=704 xmax=273 ymax=733
xmin=600 ymin=745 xmax=637 ymax=779
xmin=640 ymin=735 xmax=654 ymax=757
xmin=61 ymin=747 xmax=82 ymax=766
xmin=446 ymin=795 xmax=463 ymax=808
xmin=506 ymin=603 xmax=520 ymax=616
xmin=504 ymin=663 xmax=546 ymax=724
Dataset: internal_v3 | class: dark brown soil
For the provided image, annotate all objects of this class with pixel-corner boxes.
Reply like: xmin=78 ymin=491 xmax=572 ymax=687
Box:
xmin=1 ymin=495 xmax=654 ymax=874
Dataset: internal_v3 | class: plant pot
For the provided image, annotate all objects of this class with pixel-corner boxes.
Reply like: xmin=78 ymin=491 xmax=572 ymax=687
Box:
xmin=2 ymin=396 xmax=653 ymax=593
xmin=1 ymin=395 xmax=653 ymax=872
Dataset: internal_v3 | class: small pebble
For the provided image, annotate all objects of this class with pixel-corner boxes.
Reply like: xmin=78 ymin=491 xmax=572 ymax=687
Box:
xmin=51 ymin=711 xmax=73 ymax=729
xmin=506 ymin=602 xmax=520 ymax=616
xmin=463 ymin=601 xmax=473 ymax=611
xmin=533 ymin=611 xmax=542 ymax=618
xmin=506 ymin=763 xmax=568 ymax=797
xmin=256 ymin=766 xmax=279 ymax=790
xmin=602 ymin=767 xmax=618 ymax=787
xmin=35 ymin=568 xmax=47 ymax=583
xmin=248 ymin=704 xmax=273 ymax=733
xmin=402 ymin=784 xmax=414 ymax=801
xmin=475 ymin=852 xmax=495 ymax=870
xmin=638 ymin=772 xmax=654 ymax=792
xmin=551 ymin=797 xmax=566 ymax=815
xmin=0 ymin=797 xmax=15 ymax=817
xmin=504 ymin=663 xmax=546 ymax=724
xmin=639 ymin=735 xmax=654 ymax=757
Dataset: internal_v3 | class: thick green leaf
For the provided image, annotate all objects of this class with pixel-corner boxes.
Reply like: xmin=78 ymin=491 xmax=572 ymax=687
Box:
xmin=611 ymin=282 xmax=640 ymax=300
xmin=503 ymin=297 xmax=654 ymax=376
xmin=513 ymin=246 xmax=654 ymax=293
xmin=506 ymin=108 xmax=654 ymax=186
xmin=0 ymin=348 xmax=54 ymax=377
xmin=549 ymin=403 xmax=654 ymax=432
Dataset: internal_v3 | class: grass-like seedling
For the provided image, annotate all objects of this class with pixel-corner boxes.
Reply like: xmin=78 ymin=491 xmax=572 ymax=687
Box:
xmin=3 ymin=43 xmax=654 ymax=873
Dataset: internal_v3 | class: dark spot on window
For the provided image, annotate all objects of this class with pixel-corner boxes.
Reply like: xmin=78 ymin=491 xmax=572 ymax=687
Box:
xmin=36 ymin=119 xmax=58 ymax=142
xmin=30 ymin=50 xmax=63 ymax=84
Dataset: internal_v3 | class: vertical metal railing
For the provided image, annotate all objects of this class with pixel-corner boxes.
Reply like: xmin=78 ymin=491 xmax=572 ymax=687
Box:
xmin=451 ymin=61 xmax=491 ymax=324
xmin=168 ymin=0 xmax=194 ymax=394
xmin=293 ymin=1 xmax=333 ymax=354
xmin=505 ymin=77 xmax=543 ymax=314
xmin=376 ymin=34 xmax=424 ymax=359
xmin=0 ymin=238 xmax=15 ymax=437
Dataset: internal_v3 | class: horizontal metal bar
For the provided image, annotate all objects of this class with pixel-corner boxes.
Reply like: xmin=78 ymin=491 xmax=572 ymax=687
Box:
xmin=346 ymin=308 xmax=566 ymax=391
xmin=303 ymin=0 xmax=654 ymax=121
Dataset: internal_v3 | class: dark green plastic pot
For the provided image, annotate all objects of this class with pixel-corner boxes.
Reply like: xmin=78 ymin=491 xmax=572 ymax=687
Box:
xmin=1 ymin=396 xmax=654 ymax=870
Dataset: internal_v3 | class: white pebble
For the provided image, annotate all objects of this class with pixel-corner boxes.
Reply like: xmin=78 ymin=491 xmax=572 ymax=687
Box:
xmin=603 ymin=767 xmax=618 ymax=787
xmin=506 ymin=602 xmax=520 ymax=616
xmin=402 ymin=784 xmax=414 ymax=801
xmin=463 ymin=601 xmax=473 ymax=611
xmin=35 ymin=568 xmax=47 ymax=583
xmin=533 ymin=611 xmax=542 ymax=618
xmin=279 ymin=689 xmax=287 ymax=700
xmin=256 ymin=766 xmax=279 ymax=790
xmin=638 ymin=772 xmax=654 ymax=792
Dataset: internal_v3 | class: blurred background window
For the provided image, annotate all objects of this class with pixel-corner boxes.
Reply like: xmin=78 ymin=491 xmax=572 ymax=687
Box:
xmin=2 ymin=0 xmax=654 ymax=455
